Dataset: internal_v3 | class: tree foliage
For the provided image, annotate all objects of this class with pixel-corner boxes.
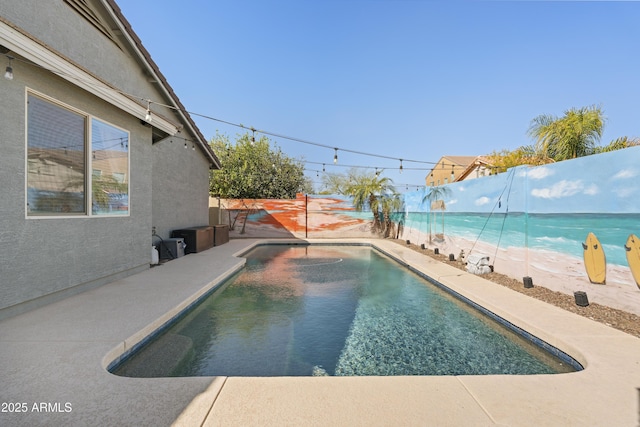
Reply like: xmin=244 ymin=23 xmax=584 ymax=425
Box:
xmin=486 ymin=146 xmax=554 ymax=173
xmin=320 ymin=168 xmax=366 ymax=195
xmin=209 ymin=132 xmax=312 ymax=199
xmin=528 ymin=105 xmax=605 ymax=160
xmin=323 ymin=168 xmax=402 ymax=238
xmin=490 ymin=106 xmax=637 ymax=172
xmin=593 ymin=136 xmax=640 ymax=154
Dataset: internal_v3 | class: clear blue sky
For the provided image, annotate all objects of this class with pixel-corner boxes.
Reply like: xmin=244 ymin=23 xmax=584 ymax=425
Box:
xmin=117 ymin=0 xmax=640 ymax=192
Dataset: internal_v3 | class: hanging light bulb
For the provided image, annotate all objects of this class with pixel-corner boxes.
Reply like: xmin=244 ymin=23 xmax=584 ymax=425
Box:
xmin=333 ymin=148 xmax=338 ymax=164
xmin=251 ymin=128 xmax=256 ymax=145
xmin=192 ymin=144 xmax=195 ymax=151
xmin=4 ymin=56 xmax=13 ymax=80
xmin=184 ymin=142 xmax=187 ymax=149
xmin=399 ymin=159 xmax=403 ymax=174
xmin=145 ymin=100 xmax=152 ymax=122
xmin=451 ymin=165 xmax=455 ymax=182
xmin=322 ymin=163 xmax=325 ymax=172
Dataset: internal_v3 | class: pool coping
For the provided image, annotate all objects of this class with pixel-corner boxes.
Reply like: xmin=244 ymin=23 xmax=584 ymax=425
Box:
xmin=1 ymin=238 xmax=640 ymax=426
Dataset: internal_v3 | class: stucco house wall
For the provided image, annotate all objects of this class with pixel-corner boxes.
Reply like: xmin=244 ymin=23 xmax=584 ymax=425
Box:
xmin=152 ymin=136 xmax=213 ymax=237
xmin=0 ymin=0 xmax=219 ymax=319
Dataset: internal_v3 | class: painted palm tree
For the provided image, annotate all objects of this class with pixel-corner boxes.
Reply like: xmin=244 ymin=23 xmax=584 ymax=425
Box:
xmin=528 ymin=105 xmax=605 ymax=161
xmin=345 ymin=173 xmax=398 ymax=235
xmin=422 ymin=185 xmax=452 ymax=241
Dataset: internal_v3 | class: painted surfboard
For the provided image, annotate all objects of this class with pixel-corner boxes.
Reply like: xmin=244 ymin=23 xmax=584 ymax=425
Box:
xmin=582 ymin=232 xmax=606 ymax=284
xmin=624 ymin=234 xmax=640 ymax=289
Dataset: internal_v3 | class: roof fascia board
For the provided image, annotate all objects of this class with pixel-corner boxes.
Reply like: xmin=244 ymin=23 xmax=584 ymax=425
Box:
xmin=0 ymin=20 xmax=179 ymax=135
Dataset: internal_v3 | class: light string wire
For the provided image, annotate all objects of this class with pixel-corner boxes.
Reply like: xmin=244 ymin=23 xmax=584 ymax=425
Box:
xmin=4 ymin=52 xmax=468 ymax=170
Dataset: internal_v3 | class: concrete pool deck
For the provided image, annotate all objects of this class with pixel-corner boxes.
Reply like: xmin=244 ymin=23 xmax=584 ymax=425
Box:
xmin=1 ymin=238 xmax=639 ymax=426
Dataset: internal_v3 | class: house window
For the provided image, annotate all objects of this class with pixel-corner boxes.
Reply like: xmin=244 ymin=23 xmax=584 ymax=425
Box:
xmin=26 ymin=92 xmax=129 ymax=216
xmin=90 ymin=118 xmax=129 ymax=215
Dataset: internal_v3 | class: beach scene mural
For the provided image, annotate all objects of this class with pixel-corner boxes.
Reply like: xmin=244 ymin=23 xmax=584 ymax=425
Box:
xmin=401 ymin=146 xmax=640 ymax=315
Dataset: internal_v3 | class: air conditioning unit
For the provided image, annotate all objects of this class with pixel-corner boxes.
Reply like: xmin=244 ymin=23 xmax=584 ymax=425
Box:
xmin=159 ymin=237 xmax=185 ymax=260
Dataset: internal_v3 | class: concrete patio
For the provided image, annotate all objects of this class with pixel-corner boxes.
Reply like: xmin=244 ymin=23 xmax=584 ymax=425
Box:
xmin=1 ymin=238 xmax=639 ymax=426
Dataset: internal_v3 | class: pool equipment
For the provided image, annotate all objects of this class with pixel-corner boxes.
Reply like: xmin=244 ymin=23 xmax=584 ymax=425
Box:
xmin=159 ymin=237 xmax=185 ymax=259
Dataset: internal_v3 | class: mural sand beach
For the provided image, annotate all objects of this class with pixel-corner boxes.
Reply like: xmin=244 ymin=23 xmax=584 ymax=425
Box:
xmin=400 ymin=222 xmax=640 ymax=317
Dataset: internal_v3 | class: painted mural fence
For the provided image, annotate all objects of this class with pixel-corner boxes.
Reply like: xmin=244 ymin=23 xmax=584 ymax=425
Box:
xmin=213 ymin=194 xmax=374 ymax=239
xmin=400 ymin=147 xmax=640 ymax=315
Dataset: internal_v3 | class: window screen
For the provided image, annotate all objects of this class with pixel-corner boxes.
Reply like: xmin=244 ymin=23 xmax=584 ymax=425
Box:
xmin=27 ymin=94 xmax=86 ymax=214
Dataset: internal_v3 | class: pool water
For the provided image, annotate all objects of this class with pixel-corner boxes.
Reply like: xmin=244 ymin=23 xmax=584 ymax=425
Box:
xmin=113 ymin=245 xmax=578 ymax=377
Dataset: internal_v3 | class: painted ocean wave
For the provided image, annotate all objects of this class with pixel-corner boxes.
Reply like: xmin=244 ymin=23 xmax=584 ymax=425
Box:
xmin=402 ymin=212 xmax=639 ymax=267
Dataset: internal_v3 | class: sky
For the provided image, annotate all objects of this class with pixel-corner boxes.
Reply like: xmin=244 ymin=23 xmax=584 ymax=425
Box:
xmin=117 ymin=0 xmax=640 ymax=192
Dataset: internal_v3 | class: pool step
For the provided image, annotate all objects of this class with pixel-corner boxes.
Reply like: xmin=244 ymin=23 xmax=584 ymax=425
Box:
xmin=112 ymin=333 xmax=193 ymax=377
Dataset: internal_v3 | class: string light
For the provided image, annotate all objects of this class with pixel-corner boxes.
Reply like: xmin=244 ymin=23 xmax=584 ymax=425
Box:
xmin=399 ymin=159 xmax=403 ymax=174
xmin=145 ymin=100 xmax=152 ymax=122
xmin=6 ymin=52 xmax=471 ymax=172
xmin=304 ymin=160 xmax=430 ymax=172
xmin=4 ymin=55 xmax=13 ymax=80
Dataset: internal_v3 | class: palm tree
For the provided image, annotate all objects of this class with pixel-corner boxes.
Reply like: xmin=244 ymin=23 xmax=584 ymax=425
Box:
xmin=422 ymin=185 xmax=452 ymax=241
xmin=379 ymin=193 xmax=403 ymax=238
xmin=345 ymin=172 xmax=398 ymax=236
xmin=594 ymin=136 xmax=640 ymax=153
xmin=528 ymin=105 xmax=605 ymax=161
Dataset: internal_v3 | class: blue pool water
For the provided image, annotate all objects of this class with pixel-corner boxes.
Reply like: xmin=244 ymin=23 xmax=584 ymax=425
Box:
xmin=112 ymin=245 xmax=578 ymax=377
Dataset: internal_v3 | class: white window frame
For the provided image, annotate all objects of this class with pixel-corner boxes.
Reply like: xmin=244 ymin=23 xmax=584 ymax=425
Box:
xmin=25 ymin=89 xmax=131 ymax=219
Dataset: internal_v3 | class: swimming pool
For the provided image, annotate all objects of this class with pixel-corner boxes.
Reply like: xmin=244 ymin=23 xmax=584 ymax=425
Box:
xmin=112 ymin=244 xmax=580 ymax=377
